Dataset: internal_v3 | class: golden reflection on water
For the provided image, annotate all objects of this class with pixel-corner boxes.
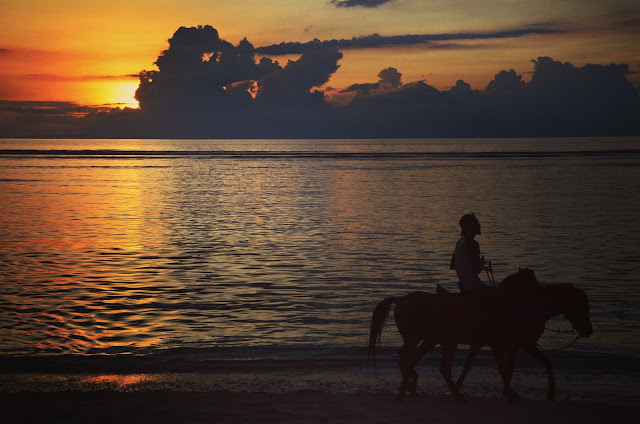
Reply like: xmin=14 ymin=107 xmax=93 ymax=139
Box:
xmin=82 ymin=374 xmax=160 ymax=388
xmin=0 ymin=156 xmax=177 ymax=354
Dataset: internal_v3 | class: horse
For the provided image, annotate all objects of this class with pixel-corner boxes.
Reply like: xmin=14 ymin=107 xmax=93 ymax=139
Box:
xmin=368 ymin=269 xmax=593 ymax=401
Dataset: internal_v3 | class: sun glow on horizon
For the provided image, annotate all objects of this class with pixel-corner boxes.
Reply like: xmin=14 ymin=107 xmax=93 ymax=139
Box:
xmin=61 ymin=77 xmax=141 ymax=110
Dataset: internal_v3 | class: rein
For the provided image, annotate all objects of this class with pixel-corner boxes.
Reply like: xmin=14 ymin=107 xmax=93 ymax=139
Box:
xmin=538 ymin=326 xmax=580 ymax=351
xmin=544 ymin=326 xmax=576 ymax=334
xmin=537 ymin=334 xmax=581 ymax=352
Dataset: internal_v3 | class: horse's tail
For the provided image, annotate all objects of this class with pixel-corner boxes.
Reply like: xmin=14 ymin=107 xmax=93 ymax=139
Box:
xmin=368 ymin=296 xmax=402 ymax=365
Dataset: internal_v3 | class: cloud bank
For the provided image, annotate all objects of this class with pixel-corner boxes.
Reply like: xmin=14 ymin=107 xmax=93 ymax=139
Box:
xmin=1 ymin=25 xmax=638 ymax=138
xmin=255 ymin=27 xmax=565 ymax=55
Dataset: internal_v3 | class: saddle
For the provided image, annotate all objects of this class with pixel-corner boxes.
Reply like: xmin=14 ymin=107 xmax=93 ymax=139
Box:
xmin=436 ymin=284 xmax=479 ymax=320
xmin=451 ymin=296 xmax=478 ymax=321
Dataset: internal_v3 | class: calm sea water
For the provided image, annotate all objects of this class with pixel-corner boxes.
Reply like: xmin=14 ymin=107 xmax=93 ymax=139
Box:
xmin=0 ymin=137 xmax=639 ymax=401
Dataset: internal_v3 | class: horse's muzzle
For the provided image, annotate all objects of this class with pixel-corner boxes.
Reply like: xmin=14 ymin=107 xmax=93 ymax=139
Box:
xmin=579 ymin=321 xmax=593 ymax=338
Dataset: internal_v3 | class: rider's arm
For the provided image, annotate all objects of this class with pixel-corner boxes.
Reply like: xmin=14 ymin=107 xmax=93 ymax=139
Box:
xmin=470 ymin=241 xmax=483 ymax=275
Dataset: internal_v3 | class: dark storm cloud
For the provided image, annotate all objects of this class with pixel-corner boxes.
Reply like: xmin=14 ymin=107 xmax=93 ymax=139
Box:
xmin=331 ymin=0 xmax=395 ymax=7
xmin=256 ymin=27 xmax=565 ymax=55
xmin=2 ymin=26 xmax=638 ymax=138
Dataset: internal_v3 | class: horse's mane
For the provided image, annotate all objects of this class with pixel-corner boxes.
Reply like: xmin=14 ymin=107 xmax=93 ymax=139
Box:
xmin=500 ymin=271 xmax=587 ymax=303
xmin=539 ymin=282 xmax=587 ymax=296
xmin=499 ymin=267 xmax=540 ymax=292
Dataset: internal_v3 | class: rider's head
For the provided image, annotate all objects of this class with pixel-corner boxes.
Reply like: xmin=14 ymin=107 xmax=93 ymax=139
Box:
xmin=459 ymin=213 xmax=481 ymax=236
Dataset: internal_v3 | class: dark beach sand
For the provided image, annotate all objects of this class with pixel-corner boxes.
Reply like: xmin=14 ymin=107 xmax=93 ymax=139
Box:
xmin=4 ymin=390 xmax=638 ymax=424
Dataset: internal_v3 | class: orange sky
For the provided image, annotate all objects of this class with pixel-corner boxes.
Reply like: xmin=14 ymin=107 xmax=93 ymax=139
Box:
xmin=0 ymin=0 xmax=638 ymax=109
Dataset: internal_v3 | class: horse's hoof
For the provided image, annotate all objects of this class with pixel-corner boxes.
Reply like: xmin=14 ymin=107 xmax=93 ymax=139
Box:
xmin=453 ymin=393 xmax=468 ymax=403
xmin=504 ymin=390 xmax=518 ymax=403
xmin=547 ymin=392 xmax=556 ymax=402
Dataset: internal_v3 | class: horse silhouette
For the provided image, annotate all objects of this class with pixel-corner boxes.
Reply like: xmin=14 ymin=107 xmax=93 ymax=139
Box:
xmin=368 ymin=268 xmax=593 ymax=401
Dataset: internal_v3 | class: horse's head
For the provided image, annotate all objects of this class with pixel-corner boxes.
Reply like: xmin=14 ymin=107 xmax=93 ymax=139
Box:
xmin=517 ymin=267 xmax=537 ymax=284
xmin=559 ymin=285 xmax=593 ymax=338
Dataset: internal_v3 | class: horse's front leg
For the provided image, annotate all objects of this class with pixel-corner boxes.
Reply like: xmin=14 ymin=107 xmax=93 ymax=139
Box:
xmin=496 ymin=345 xmax=518 ymax=402
xmin=521 ymin=344 xmax=555 ymax=400
xmin=439 ymin=343 xmax=465 ymax=402
xmin=453 ymin=344 xmax=481 ymax=395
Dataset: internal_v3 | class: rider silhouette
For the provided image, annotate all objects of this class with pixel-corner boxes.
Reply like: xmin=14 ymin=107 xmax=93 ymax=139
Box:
xmin=450 ymin=213 xmax=489 ymax=292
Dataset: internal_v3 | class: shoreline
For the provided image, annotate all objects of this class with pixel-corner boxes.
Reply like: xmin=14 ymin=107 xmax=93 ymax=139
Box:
xmin=4 ymin=390 xmax=638 ymax=424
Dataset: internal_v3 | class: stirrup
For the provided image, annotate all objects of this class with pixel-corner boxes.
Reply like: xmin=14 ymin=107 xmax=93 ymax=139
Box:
xmin=436 ymin=284 xmax=452 ymax=295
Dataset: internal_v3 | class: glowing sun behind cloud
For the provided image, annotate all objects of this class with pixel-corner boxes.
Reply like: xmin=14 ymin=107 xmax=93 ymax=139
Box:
xmin=99 ymin=79 xmax=140 ymax=109
xmin=41 ymin=76 xmax=141 ymax=109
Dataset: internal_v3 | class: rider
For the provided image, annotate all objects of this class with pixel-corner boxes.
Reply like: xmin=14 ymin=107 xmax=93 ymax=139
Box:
xmin=449 ymin=214 xmax=536 ymax=346
xmin=450 ymin=213 xmax=489 ymax=292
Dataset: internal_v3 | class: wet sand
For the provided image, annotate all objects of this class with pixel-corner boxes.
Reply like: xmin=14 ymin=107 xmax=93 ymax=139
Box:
xmin=4 ymin=390 xmax=638 ymax=424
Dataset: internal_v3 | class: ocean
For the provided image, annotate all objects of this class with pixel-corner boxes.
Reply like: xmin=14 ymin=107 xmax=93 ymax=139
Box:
xmin=0 ymin=137 xmax=638 ymax=405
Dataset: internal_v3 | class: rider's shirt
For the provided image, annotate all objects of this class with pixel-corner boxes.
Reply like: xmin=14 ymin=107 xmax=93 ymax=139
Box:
xmin=452 ymin=237 xmax=487 ymax=292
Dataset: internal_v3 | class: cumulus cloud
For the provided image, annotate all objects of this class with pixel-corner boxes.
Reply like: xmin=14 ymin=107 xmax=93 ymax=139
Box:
xmin=378 ymin=67 xmax=402 ymax=88
xmin=128 ymin=25 xmax=344 ymax=138
xmin=485 ymin=69 xmax=525 ymax=94
xmin=257 ymin=47 xmax=342 ymax=105
xmin=256 ymin=27 xmax=565 ymax=55
xmin=134 ymin=25 xmax=264 ymax=118
xmin=341 ymin=67 xmax=402 ymax=97
xmin=331 ymin=0 xmax=395 ymax=7
xmin=447 ymin=79 xmax=473 ymax=95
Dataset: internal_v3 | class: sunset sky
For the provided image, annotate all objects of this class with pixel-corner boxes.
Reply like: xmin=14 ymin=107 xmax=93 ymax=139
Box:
xmin=0 ymin=0 xmax=638 ymax=138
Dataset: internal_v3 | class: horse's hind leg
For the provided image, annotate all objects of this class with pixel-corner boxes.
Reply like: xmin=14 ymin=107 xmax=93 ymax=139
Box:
xmin=398 ymin=338 xmax=435 ymax=400
xmin=406 ymin=340 xmax=437 ymax=397
xmin=398 ymin=341 xmax=419 ymax=401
